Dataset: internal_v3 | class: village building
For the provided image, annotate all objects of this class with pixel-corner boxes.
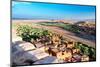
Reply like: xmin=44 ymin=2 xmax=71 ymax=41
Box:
xmin=81 ymin=55 xmax=89 ymax=61
xmin=67 ymin=41 xmax=75 ymax=49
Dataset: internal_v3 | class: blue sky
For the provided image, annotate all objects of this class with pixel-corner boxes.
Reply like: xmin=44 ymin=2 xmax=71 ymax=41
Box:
xmin=12 ymin=1 xmax=96 ymax=20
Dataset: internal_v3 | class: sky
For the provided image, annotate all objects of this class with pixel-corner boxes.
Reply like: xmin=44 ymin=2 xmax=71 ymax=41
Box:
xmin=12 ymin=1 xmax=96 ymax=20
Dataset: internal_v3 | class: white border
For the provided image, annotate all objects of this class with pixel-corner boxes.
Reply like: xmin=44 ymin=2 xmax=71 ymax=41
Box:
xmin=0 ymin=0 xmax=100 ymax=67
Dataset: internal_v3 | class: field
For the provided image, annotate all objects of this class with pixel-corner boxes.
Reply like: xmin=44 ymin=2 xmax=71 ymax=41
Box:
xmin=12 ymin=20 xmax=96 ymax=66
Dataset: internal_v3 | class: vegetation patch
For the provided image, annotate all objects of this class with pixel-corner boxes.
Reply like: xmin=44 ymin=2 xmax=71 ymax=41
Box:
xmin=38 ymin=22 xmax=81 ymax=34
xmin=16 ymin=25 xmax=51 ymax=42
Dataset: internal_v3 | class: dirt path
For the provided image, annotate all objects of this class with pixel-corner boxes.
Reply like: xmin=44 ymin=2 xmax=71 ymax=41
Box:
xmin=35 ymin=25 xmax=96 ymax=48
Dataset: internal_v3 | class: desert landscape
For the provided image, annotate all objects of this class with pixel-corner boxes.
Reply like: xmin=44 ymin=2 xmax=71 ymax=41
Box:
xmin=12 ymin=19 xmax=96 ymax=66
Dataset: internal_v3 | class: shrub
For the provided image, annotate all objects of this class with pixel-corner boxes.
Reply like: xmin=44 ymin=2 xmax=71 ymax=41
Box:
xmin=16 ymin=25 xmax=50 ymax=42
xmin=75 ymin=42 xmax=96 ymax=60
xmin=16 ymin=25 xmax=33 ymax=42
